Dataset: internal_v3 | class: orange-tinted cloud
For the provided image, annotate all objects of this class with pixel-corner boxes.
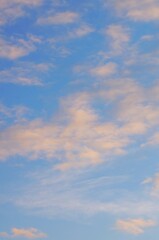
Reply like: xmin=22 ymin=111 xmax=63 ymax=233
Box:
xmin=0 ymin=227 xmax=47 ymax=239
xmin=116 ymin=218 xmax=156 ymax=234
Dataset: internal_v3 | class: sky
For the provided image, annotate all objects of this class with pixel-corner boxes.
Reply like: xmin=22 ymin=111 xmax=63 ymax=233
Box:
xmin=1 ymin=0 xmax=159 ymax=239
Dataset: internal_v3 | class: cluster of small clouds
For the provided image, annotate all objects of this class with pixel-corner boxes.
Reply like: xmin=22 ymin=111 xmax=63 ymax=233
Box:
xmin=1 ymin=0 xmax=159 ymax=27
xmin=0 ymin=103 xmax=29 ymax=125
xmin=1 ymin=0 xmax=159 ymax=238
xmin=0 ymin=61 xmax=53 ymax=85
xmin=0 ymin=78 xmax=158 ymax=237
xmin=0 ymin=227 xmax=47 ymax=239
xmin=1 ymin=79 xmax=159 ymax=169
xmin=0 ymin=0 xmax=43 ymax=25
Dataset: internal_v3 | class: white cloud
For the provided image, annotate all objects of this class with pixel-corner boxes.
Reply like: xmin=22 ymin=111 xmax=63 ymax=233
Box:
xmin=116 ymin=218 xmax=156 ymax=235
xmin=37 ymin=11 xmax=79 ymax=25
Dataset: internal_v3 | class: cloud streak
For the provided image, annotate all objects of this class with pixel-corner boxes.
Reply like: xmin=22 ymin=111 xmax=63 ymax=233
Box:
xmin=0 ymin=227 xmax=47 ymax=239
xmin=116 ymin=218 xmax=156 ymax=235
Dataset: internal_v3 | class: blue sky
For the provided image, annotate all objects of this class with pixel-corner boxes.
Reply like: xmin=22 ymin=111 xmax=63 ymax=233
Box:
xmin=1 ymin=0 xmax=159 ymax=239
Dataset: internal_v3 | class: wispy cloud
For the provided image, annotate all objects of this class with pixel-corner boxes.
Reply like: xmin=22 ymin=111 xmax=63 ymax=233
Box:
xmin=0 ymin=103 xmax=29 ymax=125
xmin=13 ymin=164 xmax=159 ymax=220
xmin=1 ymin=79 xmax=159 ymax=169
xmin=0 ymin=36 xmax=36 ymax=60
xmin=111 ymin=0 xmax=159 ymax=21
xmin=74 ymin=62 xmax=117 ymax=78
xmin=0 ymin=61 xmax=53 ymax=85
xmin=0 ymin=0 xmax=43 ymax=25
xmin=67 ymin=24 xmax=94 ymax=39
xmin=89 ymin=62 xmax=117 ymax=77
xmin=105 ymin=24 xmax=130 ymax=55
xmin=0 ymin=227 xmax=47 ymax=239
xmin=143 ymin=172 xmax=159 ymax=197
xmin=116 ymin=218 xmax=156 ymax=235
xmin=15 ymin=167 xmax=130 ymax=217
xmin=47 ymin=24 xmax=94 ymax=48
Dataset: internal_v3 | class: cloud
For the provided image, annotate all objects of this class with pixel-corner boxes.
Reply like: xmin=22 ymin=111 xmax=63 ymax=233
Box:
xmin=0 ymin=91 xmax=130 ymax=167
xmin=0 ymin=227 xmax=47 ymax=239
xmin=0 ymin=61 xmax=53 ymax=85
xmin=74 ymin=62 xmax=117 ymax=78
xmin=116 ymin=218 xmax=156 ymax=235
xmin=15 ymin=167 xmax=131 ymax=217
xmin=146 ymin=132 xmax=159 ymax=147
xmin=89 ymin=62 xmax=117 ymax=77
xmin=0 ymin=0 xmax=43 ymax=25
xmin=47 ymin=24 xmax=94 ymax=47
xmin=1 ymin=79 xmax=159 ymax=169
xmin=0 ymin=37 xmax=36 ymax=60
xmin=105 ymin=24 xmax=130 ymax=55
xmin=0 ymin=103 xmax=29 ymax=125
xmin=67 ymin=24 xmax=94 ymax=39
xmin=143 ymin=172 xmax=159 ymax=197
xmin=111 ymin=0 xmax=159 ymax=21
xmin=0 ymin=232 xmax=9 ymax=237
xmin=101 ymin=79 xmax=159 ymax=133
xmin=14 ymin=164 xmax=159 ymax=219
xmin=37 ymin=11 xmax=79 ymax=25
xmin=12 ymin=228 xmax=47 ymax=239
